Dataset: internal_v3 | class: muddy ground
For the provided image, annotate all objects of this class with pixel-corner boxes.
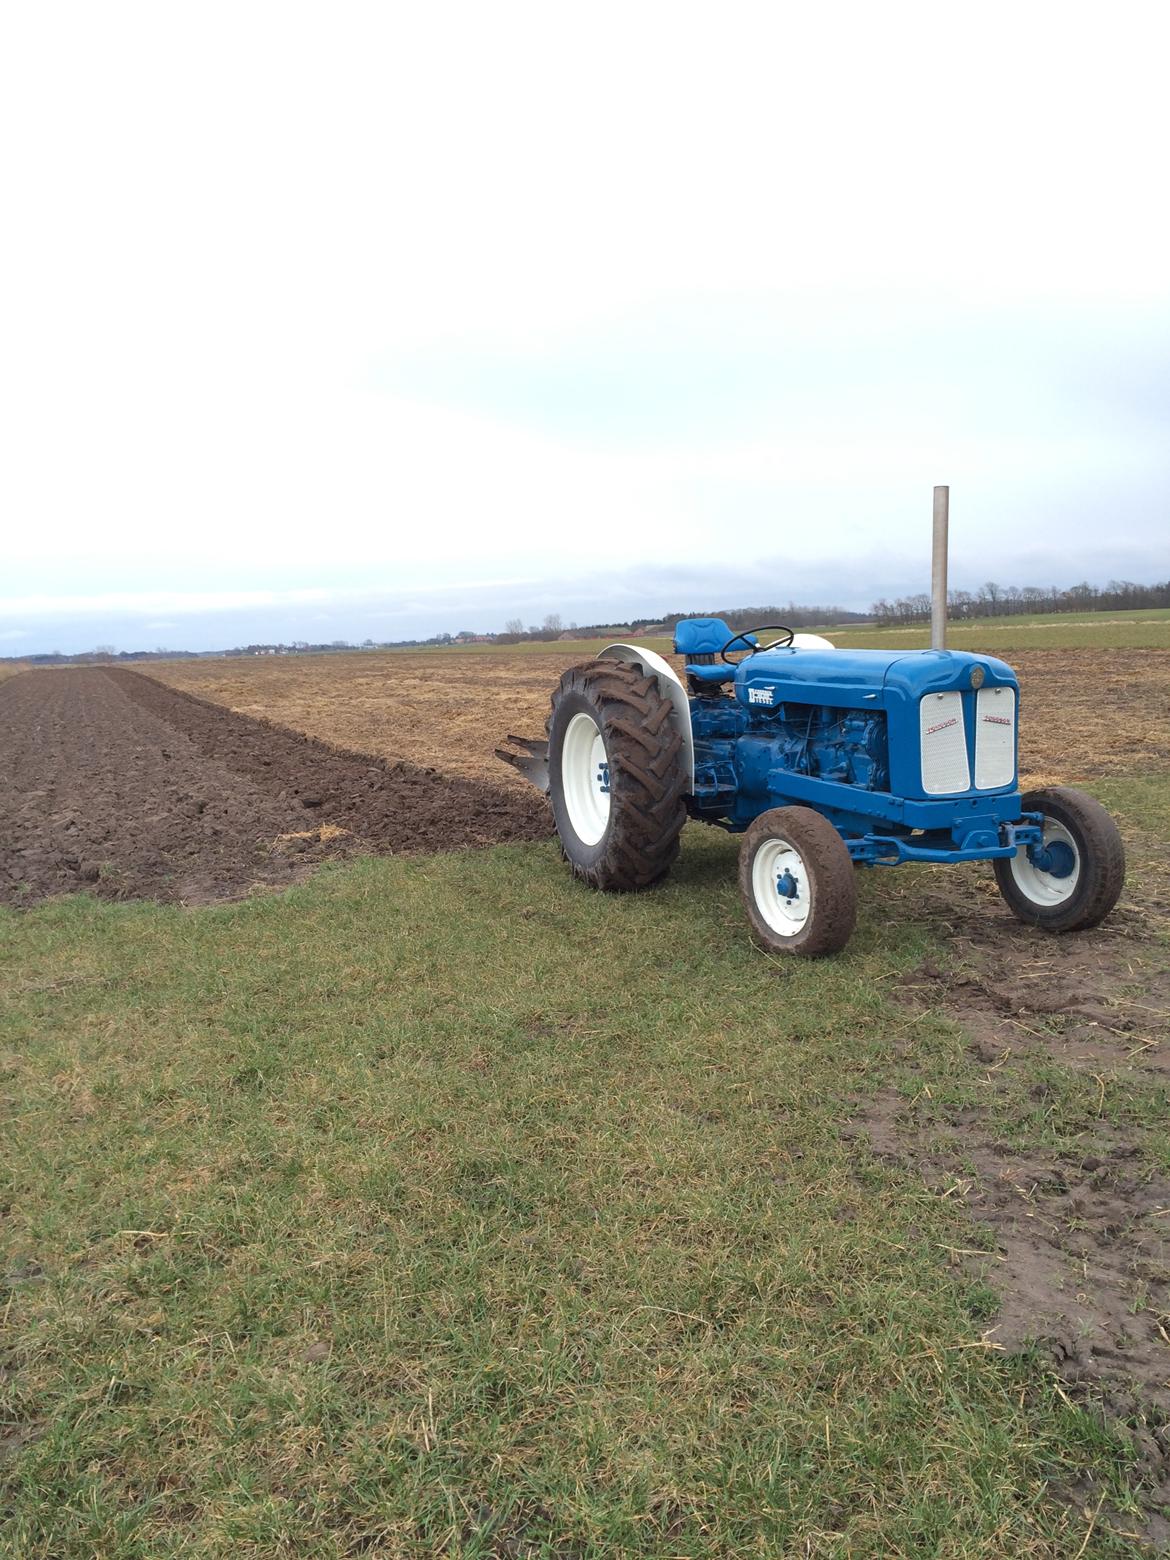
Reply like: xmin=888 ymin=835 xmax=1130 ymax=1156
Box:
xmin=0 ymin=668 xmax=551 ymax=907
xmin=851 ymin=856 xmax=1170 ymax=1544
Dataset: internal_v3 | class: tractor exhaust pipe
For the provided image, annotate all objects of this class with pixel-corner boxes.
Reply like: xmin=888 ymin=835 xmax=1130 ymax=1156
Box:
xmin=931 ymin=484 xmax=949 ymax=650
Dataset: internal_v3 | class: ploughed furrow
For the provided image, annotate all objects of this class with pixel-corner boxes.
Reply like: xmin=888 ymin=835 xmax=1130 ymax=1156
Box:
xmin=0 ymin=668 xmax=551 ymax=908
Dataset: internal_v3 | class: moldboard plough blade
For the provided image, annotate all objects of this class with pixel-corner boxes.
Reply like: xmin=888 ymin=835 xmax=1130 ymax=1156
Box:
xmin=495 ymin=734 xmax=550 ymax=793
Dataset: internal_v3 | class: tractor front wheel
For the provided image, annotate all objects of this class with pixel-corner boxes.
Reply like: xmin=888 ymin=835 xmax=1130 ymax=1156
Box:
xmin=738 ymin=806 xmax=858 ymax=958
xmin=547 ymin=658 xmax=687 ymax=891
xmin=994 ymin=786 xmax=1125 ymax=932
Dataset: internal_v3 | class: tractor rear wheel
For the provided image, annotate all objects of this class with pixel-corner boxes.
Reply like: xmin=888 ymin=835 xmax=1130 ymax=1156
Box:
xmin=547 ymin=658 xmax=687 ymax=891
xmin=994 ymin=786 xmax=1125 ymax=932
xmin=738 ymin=806 xmax=858 ymax=957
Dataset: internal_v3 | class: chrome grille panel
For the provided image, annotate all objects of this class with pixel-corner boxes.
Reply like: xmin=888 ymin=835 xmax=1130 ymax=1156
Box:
xmin=919 ymin=691 xmax=970 ymax=794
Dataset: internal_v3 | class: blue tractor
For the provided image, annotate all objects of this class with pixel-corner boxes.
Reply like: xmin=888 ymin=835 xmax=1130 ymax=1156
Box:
xmin=496 ymin=618 xmax=1125 ymax=956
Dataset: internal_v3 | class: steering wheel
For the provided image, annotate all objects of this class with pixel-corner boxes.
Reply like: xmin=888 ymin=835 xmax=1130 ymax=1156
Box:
xmin=719 ymin=625 xmax=796 ymax=665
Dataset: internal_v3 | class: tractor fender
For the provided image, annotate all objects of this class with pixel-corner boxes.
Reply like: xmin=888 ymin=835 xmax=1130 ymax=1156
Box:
xmin=600 ymin=644 xmax=694 ymax=790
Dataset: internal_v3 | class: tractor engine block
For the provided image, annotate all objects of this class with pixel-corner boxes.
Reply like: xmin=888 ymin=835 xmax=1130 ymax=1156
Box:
xmin=690 ymin=699 xmax=889 ymax=813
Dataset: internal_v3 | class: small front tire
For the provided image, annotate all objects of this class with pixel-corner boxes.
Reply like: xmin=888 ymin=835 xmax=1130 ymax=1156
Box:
xmin=994 ymin=786 xmax=1125 ymax=932
xmin=738 ymin=806 xmax=858 ymax=958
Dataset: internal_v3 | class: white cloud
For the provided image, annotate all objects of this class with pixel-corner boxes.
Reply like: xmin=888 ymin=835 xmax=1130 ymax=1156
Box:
xmin=2 ymin=1 xmax=1168 ymax=654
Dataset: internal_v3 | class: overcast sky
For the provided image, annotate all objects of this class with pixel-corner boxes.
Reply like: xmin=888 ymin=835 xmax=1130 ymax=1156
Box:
xmin=3 ymin=3 xmax=1169 ymax=654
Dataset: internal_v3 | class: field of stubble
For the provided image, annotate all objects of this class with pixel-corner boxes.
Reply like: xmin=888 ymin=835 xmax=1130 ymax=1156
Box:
xmin=148 ymin=644 xmax=1170 ymax=792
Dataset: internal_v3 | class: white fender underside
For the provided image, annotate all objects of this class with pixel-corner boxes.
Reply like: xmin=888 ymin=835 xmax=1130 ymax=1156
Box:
xmin=599 ymin=643 xmax=695 ymax=789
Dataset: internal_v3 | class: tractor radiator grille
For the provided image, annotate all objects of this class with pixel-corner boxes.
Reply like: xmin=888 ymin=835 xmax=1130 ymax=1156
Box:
xmin=919 ymin=691 xmax=970 ymax=794
xmin=974 ymin=685 xmax=1016 ymax=788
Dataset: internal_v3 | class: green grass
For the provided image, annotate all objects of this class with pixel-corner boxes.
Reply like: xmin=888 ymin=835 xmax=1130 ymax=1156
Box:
xmin=4 ymin=808 xmax=1168 ymax=1557
xmin=412 ymin=608 xmax=1170 ymax=658
xmin=823 ymin=607 xmax=1170 ymax=653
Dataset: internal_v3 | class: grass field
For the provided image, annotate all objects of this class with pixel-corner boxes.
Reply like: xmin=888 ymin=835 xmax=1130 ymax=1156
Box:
xmin=825 ymin=608 xmax=1170 ymax=654
xmin=397 ymin=609 xmax=1170 ymax=658
xmin=4 ymin=614 xmax=1170 ymax=1556
xmin=415 ymin=609 xmax=1170 ymax=657
xmin=5 ymin=820 xmax=1168 ymax=1558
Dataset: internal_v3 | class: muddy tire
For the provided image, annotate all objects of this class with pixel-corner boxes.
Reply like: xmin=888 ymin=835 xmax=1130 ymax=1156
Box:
xmin=994 ymin=786 xmax=1125 ymax=932
xmin=738 ymin=806 xmax=858 ymax=958
xmin=547 ymin=659 xmax=687 ymax=891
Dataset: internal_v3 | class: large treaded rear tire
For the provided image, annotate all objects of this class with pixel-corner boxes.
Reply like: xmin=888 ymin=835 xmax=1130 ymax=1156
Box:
xmin=547 ymin=658 xmax=687 ymax=891
xmin=994 ymin=785 xmax=1125 ymax=932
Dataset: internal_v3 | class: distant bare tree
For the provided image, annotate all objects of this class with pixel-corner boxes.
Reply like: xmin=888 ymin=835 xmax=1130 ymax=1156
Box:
xmin=980 ymin=581 xmax=1002 ymax=615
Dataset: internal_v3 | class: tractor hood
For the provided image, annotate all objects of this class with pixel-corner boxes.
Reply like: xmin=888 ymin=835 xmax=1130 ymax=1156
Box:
xmin=734 ymin=647 xmax=1017 ymax=709
xmin=733 ymin=646 xmax=1021 ymax=803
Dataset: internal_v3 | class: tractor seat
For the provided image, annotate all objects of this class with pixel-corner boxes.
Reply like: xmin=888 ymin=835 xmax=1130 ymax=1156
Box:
xmin=673 ymin=616 xmax=756 ymax=659
xmin=674 ymin=616 xmax=757 ymax=684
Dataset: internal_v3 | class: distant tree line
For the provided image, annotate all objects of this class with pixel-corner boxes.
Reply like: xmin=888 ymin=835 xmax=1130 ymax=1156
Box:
xmin=20 ymin=647 xmax=204 ymax=666
xmin=871 ymin=578 xmax=1170 ymax=627
xmin=9 ymin=579 xmax=1165 ymax=666
xmin=492 ymin=603 xmax=865 ymax=645
xmin=659 ymin=603 xmax=866 ymax=633
xmin=495 ymin=613 xmax=576 ymax=645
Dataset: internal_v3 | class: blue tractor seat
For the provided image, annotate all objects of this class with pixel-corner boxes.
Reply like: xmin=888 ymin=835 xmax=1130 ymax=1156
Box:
xmin=673 ymin=617 xmax=757 ymax=659
xmin=674 ymin=617 xmax=757 ymax=684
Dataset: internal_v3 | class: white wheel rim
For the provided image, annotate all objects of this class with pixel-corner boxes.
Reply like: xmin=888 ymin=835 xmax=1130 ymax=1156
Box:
xmin=562 ymin=712 xmax=611 ymax=846
xmin=1010 ymin=818 xmax=1081 ymax=906
xmin=751 ymin=836 xmax=811 ymax=937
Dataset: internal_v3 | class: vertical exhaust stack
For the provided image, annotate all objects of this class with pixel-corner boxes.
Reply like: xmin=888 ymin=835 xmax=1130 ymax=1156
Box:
xmin=931 ymin=484 xmax=949 ymax=650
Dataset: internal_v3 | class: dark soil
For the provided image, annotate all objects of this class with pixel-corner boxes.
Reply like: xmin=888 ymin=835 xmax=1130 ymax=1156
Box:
xmin=0 ymin=668 xmax=552 ymax=907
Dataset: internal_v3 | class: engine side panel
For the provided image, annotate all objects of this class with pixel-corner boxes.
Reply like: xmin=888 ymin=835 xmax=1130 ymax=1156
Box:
xmin=732 ymin=646 xmax=1019 ymax=803
xmin=690 ymin=698 xmax=891 ymax=817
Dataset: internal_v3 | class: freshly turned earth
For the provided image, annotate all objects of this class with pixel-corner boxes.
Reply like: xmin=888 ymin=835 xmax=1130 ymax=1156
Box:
xmin=0 ymin=667 xmax=552 ymax=907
